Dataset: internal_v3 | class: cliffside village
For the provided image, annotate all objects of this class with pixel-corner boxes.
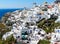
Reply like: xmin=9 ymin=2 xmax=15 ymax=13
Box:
xmin=1 ymin=0 xmax=60 ymax=44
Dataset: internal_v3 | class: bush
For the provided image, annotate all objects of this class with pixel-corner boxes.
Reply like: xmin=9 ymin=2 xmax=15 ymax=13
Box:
xmin=38 ymin=40 xmax=50 ymax=44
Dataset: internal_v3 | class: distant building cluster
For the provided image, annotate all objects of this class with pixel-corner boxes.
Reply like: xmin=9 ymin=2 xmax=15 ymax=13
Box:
xmin=2 ymin=0 xmax=60 ymax=44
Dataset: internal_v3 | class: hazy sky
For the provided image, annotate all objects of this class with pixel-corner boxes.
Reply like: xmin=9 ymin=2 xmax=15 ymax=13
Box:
xmin=0 ymin=0 xmax=55 ymax=9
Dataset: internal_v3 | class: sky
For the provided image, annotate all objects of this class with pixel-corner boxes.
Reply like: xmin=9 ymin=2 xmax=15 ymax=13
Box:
xmin=0 ymin=0 xmax=56 ymax=9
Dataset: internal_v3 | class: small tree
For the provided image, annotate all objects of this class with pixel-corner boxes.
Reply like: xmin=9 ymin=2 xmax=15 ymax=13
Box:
xmin=3 ymin=35 xmax=16 ymax=44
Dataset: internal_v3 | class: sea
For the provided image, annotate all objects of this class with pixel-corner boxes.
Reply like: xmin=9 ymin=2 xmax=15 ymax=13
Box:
xmin=0 ymin=8 xmax=23 ymax=19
